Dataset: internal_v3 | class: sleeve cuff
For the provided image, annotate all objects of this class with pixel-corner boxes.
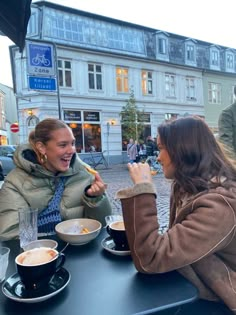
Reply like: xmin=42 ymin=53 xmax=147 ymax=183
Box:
xmin=115 ymin=182 xmax=157 ymax=200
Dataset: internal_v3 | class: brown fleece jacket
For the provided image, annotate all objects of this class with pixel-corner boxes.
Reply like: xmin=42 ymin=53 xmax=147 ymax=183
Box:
xmin=116 ymin=182 xmax=236 ymax=313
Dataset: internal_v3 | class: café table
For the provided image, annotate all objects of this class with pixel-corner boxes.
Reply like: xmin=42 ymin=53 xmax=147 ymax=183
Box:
xmin=0 ymin=229 xmax=199 ymax=315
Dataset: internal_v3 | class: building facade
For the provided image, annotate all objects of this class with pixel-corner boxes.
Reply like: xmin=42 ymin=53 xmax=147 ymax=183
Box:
xmin=0 ymin=83 xmax=18 ymax=145
xmin=9 ymin=1 xmax=236 ymax=163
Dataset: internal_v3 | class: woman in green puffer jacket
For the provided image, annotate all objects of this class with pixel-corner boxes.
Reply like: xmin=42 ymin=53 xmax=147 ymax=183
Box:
xmin=0 ymin=118 xmax=112 ymax=240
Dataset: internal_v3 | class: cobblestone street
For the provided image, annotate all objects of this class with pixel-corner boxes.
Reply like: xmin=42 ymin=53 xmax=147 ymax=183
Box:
xmin=99 ymin=164 xmax=171 ymax=233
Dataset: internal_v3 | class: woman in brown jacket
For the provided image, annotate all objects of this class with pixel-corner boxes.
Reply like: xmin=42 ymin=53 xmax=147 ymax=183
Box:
xmin=116 ymin=116 xmax=236 ymax=314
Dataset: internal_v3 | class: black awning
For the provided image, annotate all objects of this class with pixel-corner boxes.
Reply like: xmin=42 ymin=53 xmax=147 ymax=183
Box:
xmin=0 ymin=0 xmax=32 ymax=52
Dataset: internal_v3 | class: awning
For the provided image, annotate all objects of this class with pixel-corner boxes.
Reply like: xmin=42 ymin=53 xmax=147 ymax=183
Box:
xmin=0 ymin=0 xmax=32 ymax=52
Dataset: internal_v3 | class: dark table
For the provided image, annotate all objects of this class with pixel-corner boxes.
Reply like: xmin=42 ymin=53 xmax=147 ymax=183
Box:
xmin=0 ymin=229 xmax=198 ymax=315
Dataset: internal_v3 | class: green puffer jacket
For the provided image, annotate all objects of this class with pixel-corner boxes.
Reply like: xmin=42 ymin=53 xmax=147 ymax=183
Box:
xmin=218 ymin=102 xmax=236 ymax=158
xmin=0 ymin=144 xmax=112 ymax=240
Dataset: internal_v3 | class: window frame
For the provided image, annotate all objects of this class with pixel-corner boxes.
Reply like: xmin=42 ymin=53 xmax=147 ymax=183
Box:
xmin=208 ymin=82 xmax=221 ymax=104
xmin=165 ymin=73 xmax=176 ymax=98
xmin=88 ymin=63 xmax=103 ymax=91
xmin=186 ymin=77 xmax=196 ymax=100
xmin=116 ymin=67 xmax=129 ymax=93
xmin=57 ymin=59 xmax=72 ymax=88
xmin=141 ymin=70 xmax=153 ymax=95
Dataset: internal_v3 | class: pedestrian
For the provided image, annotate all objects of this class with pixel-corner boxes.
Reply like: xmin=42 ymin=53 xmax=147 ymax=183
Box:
xmin=145 ymin=136 xmax=155 ymax=156
xmin=116 ymin=116 xmax=236 ymax=314
xmin=127 ymin=138 xmax=137 ymax=164
xmin=135 ymin=140 xmax=140 ymax=162
xmin=0 ymin=118 xmax=112 ymax=240
xmin=218 ymin=85 xmax=236 ymax=158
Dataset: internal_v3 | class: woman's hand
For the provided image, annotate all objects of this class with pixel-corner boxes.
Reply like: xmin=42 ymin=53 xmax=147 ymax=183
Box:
xmin=86 ymin=173 xmax=108 ymax=196
xmin=128 ymin=162 xmax=152 ymax=184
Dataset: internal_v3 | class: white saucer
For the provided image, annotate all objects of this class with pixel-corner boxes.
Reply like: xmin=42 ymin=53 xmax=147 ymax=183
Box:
xmin=2 ymin=268 xmax=70 ymax=303
xmin=101 ymin=236 xmax=131 ymax=256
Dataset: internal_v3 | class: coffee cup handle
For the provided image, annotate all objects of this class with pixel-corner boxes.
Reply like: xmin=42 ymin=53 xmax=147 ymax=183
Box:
xmin=106 ymin=225 xmax=111 ymax=235
xmin=56 ymin=253 xmax=66 ymax=271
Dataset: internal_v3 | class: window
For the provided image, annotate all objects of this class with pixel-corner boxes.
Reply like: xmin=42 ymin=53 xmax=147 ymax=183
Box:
xmin=116 ymin=67 xmax=129 ymax=93
xmin=186 ymin=77 xmax=196 ymax=99
xmin=165 ymin=113 xmax=178 ymax=122
xmin=141 ymin=71 xmax=153 ymax=95
xmin=58 ymin=59 xmax=72 ymax=87
xmin=88 ymin=63 xmax=102 ymax=90
xmin=211 ymin=50 xmax=219 ymax=66
xmin=27 ymin=12 xmax=37 ymax=35
xmin=45 ymin=13 xmax=145 ymax=54
xmin=226 ymin=52 xmax=234 ymax=70
xmin=158 ymin=38 xmax=167 ymax=54
xmin=186 ymin=44 xmax=195 ymax=61
xmin=165 ymin=74 xmax=176 ymax=97
xmin=208 ymin=82 xmax=221 ymax=104
xmin=64 ymin=110 xmax=101 ymax=153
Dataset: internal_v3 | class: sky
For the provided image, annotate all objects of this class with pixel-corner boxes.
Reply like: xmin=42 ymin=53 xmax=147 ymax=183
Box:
xmin=1 ymin=0 xmax=236 ymax=87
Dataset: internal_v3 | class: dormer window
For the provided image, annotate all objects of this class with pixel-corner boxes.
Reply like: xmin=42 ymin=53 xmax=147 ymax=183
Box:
xmin=225 ymin=50 xmax=235 ymax=72
xmin=210 ymin=46 xmax=220 ymax=70
xmin=158 ymin=38 xmax=167 ymax=54
xmin=155 ymin=31 xmax=169 ymax=61
xmin=186 ymin=45 xmax=194 ymax=61
xmin=184 ymin=39 xmax=196 ymax=66
xmin=212 ymin=50 xmax=219 ymax=66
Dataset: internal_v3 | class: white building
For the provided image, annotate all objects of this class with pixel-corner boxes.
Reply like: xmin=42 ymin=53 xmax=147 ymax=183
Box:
xmin=9 ymin=1 xmax=214 ymax=163
xmin=0 ymin=83 xmax=18 ymax=145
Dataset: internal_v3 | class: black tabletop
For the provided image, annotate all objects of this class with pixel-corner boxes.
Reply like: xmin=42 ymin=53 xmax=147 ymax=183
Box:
xmin=0 ymin=229 xmax=198 ymax=315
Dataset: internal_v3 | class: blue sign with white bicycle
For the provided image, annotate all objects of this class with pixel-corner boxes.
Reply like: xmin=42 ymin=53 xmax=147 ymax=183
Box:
xmin=27 ymin=42 xmax=55 ymax=76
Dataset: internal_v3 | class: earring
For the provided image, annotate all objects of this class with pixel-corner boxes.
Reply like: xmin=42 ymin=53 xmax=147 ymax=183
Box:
xmin=40 ymin=154 xmax=47 ymax=164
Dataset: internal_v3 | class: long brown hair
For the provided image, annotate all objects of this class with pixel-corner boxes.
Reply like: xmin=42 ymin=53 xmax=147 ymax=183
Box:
xmin=158 ymin=116 xmax=236 ymax=200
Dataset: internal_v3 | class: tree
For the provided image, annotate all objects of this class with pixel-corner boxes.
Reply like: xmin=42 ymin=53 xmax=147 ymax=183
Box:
xmin=120 ymin=88 xmax=145 ymax=148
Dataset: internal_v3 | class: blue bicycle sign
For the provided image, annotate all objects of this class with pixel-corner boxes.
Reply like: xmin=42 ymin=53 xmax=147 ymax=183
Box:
xmin=32 ymin=54 xmax=51 ymax=66
xmin=27 ymin=41 xmax=55 ymax=76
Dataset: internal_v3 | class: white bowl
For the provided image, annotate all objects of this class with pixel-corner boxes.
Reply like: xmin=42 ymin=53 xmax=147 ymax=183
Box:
xmin=23 ymin=239 xmax=58 ymax=251
xmin=55 ymin=218 xmax=102 ymax=246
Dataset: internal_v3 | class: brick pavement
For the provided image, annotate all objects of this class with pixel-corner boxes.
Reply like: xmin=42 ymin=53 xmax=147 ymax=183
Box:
xmin=98 ymin=164 xmax=171 ymax=233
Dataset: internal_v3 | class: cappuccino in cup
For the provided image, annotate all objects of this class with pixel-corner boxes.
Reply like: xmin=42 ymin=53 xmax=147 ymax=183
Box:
xmin=110 ymin=221 xmax=125 ymax=231
xmin=17 ymin=247 xmax=57 ymax=266
xmin=15 ymin=247 xmax=65 ymax=290
xmin=106 ymin=220 xmax=129 ymax=251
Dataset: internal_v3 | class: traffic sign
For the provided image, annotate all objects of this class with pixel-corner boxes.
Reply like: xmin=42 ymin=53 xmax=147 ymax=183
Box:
xmin=28 ymin=76 xmax=57 ymax=91
xmin=26 ymin=41 xmax=55 ymax=76
xmin=10 ymin=123 xmax=19 ymax=133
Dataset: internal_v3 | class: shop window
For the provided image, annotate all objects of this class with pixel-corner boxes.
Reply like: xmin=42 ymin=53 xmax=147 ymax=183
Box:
xmin=64 ymin=110 xmax=101 ymax=153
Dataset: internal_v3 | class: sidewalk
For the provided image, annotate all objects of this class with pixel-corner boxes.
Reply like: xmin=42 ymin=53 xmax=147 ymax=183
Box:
xmin=98 ymin=164 xmax=171 ymax=233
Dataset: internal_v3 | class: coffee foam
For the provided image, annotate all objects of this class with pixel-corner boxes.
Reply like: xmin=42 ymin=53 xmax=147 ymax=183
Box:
xmin=110 ymin=221 xmax=125 ymax=230
xmin=17 ymin=247 xmax=57 ymax=266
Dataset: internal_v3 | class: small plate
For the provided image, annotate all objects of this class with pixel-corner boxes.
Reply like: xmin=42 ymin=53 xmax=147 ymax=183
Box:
xmin=2 ymin=268 xmax=70 ymax=303
xmin=101 ymin=236 xmax=131 ymax=256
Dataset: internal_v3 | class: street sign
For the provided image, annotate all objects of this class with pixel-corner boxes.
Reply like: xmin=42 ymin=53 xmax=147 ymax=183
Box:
xmin=10 ymin=123 xmax=19 ymax=133
xmin=28 ymin=76 xmax=57 ymax=91
xmin=26 ymin=41 xmax=55 ymax=76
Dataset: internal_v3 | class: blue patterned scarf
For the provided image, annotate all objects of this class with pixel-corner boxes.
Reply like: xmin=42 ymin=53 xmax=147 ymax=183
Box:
xmin=38 ymin=177 xmax=66 ymax=235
